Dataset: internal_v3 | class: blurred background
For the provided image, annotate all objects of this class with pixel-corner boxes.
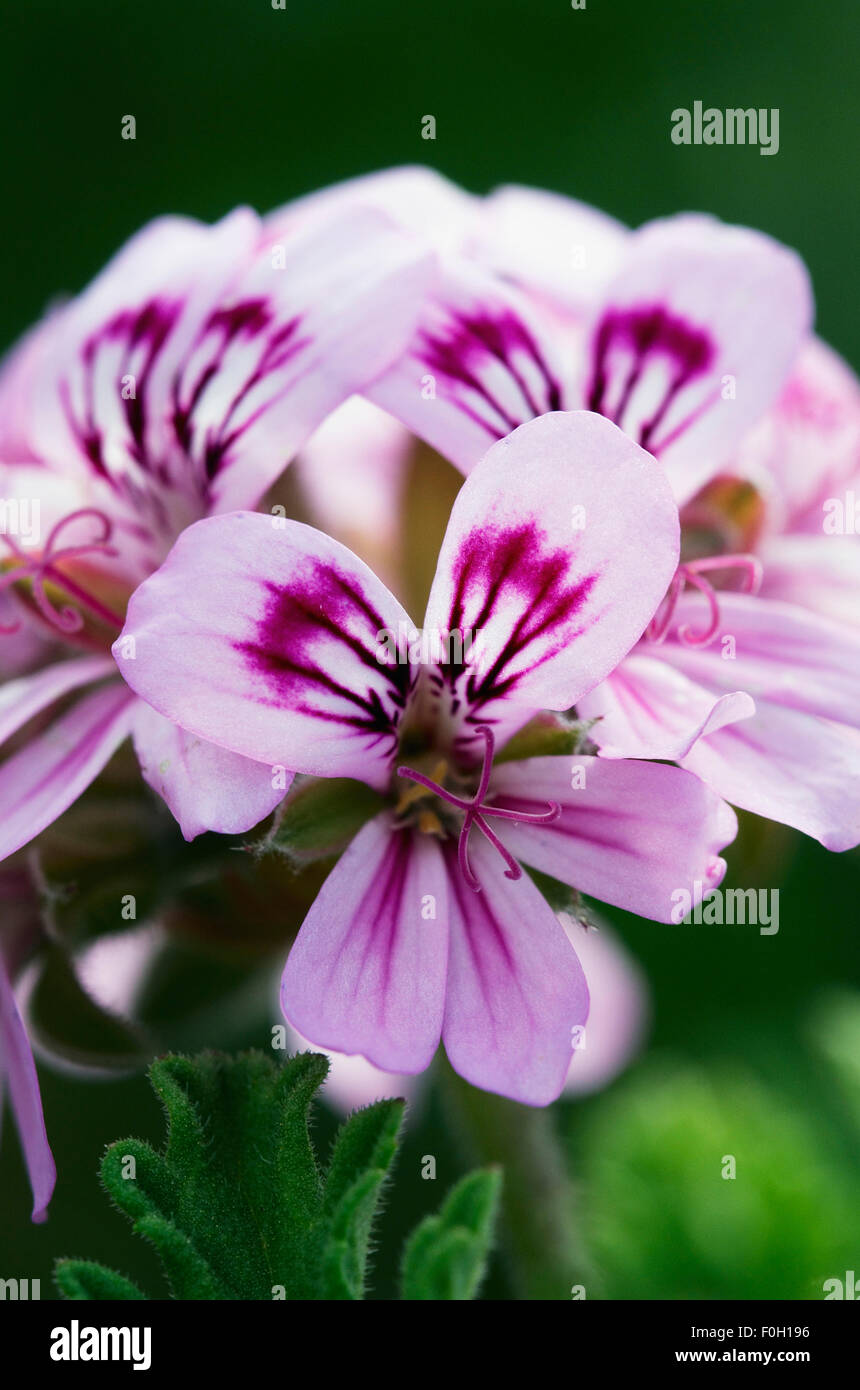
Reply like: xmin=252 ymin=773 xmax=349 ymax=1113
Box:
xmin=1 ymin=0 xmax=858 ymax=1300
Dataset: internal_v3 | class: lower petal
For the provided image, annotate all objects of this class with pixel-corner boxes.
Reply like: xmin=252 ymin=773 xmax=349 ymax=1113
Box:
xmin=443 ymin=835 xmax=588 ymax=1106
xmin=0 ymin=956 xmax=56 ymax=1222
xmin=0 ymin=682 xmax=136 ymax=861
xmin=132 ymin=702 xmax=288 ymax=840
xmin=281 ymin=815 xmax=448 ymax=1074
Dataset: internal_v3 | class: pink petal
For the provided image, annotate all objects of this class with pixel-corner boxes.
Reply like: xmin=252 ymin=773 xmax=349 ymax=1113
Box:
xmin=281 ymin=816 xmax=449 ymax=1074
xmin=577 ymin=653 xmax=755 ymax=760
xmin=0 ymin=655 xmax=115 ymax=749
xmin=488 ymin=755 xmax=736 ymax=922
xmin=656 ymin=593 xmax=860 ymax=730
xmin=20 ymin=206 xmax=434 ymax=571
xmin=443 ymin=833 xmax=588 ymax=1106
xmin=681 ymin=704 xmax=860 ymax=851
xmin=0 ymin=955 xmax=56 ymax=1222
xmin=367 ymin=258 xmax=573 ymax=472
xmin=476 ymin=184 xmax=629 ymax=314
xmin=0 ymin=681 xmax=136 ymax=861
xmin=115 ymin=512 xmax=415 ymax=789
xmin=422 ymin=411 xmax=679 ymax=755
xmin=131 ymin=702 xmax=287 ymax=840
xmin=758 ymin=534 xmax=860 ymax=629
xmin=580 ymin=214 xmax=813 ymax=503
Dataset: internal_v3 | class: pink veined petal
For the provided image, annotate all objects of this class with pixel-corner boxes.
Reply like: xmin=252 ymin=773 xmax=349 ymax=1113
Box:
xmin=442 ymin=832 xmax=589 ymax=1107
xmin=561 ymin=918 xmax=649 ymax=1098
xmin=19 ymin=207 xmax=435 ymax=575
xmin=578 ymin=214 xmax=813 ymax=505
xmin=757 ymin=534 xmax=860 ymax=630
xmin=487 ymin=756 xmax=737 ymax=923
xmin=367 ymin=257 xmax=574 ymax=473
xmin=655 ymin=592 xmax=860 ymax=730
xmin=422 ymin=411 xmax=679 ymax=758
xmin=0 ymin=655 xmax=116 ymax=749
xmin=731 ymin=337 xmax=860 ymax=536
xmin=114 ymin=513 xmax=416 ymax=790
xmin=476 ymin=184 xmax=629 ymax=315
xmin=0 ymin=955 xmax=56 ymax=1222
xmin=680 ymin=703 xmax=860 ymax=851
xmin=0 ymin=681 xmax=136 ymax=862
xmin=131 ymin=702 xmax=288 ymax=841
xmin=577 ymin=653 xmax=756 ymax=761
xmin=281 ymin=815 xmax=449 ymax=1075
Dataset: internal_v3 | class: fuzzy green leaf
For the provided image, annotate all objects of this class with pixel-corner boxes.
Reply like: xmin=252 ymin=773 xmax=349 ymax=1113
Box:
xmin=401 ymin=1167 xmax=502 ymax=1300
xmin=321 ymin=1100 xmax=405 ymax=1298
xmin=55 ymin=1260 xmax=148 ymax=1301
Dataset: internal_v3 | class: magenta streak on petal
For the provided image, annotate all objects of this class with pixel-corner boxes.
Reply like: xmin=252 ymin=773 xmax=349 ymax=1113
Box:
xmin=235 ymin=561 xmax=413 ymax=753
xmin=60 ymin=298 xmax=184 ymax=489
xmin=325 ymin=828 xmax=412 ymax=1005
xmin=173 ymin=300 xmax=309 ymax=487
xmin=586 ymin=304 xmax=714 ymax=453
xmin=397 ymin=725 xmax=560 ymax=892
xmin=436 ymin=521 xmax=597 ymax=737
xmin=648 ymin=553 xmax=763 ymax=647
xmin=417 ymin=309 xmax=562 ymax=439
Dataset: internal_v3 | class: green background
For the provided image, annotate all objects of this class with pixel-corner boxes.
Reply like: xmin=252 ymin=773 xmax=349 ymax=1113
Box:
xmin=1 ymin=0 xmax=858 ymax=1300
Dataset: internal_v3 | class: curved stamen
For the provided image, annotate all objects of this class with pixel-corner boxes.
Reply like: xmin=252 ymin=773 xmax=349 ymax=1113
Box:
xmin=647 ymin=553 xmax=763 ymax=649
xmin=0 ymin=507 xmax=125 ymax=636
xmin=397 ymin=723 xmax=561 ymax=892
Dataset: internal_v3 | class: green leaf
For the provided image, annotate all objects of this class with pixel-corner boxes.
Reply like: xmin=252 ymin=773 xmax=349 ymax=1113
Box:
xmin=55 ymin=1260 xmax=148 ymax=1301
xmin=401 ymin=1168 xmax=502 ymax=1300
xmin=55 ymin=1049 xmax=502 ymax=1300
xmin=321 ymin=1100 xmax=405 ymax=1298
xmin=253 ymin=777 xmax=383 ymax=865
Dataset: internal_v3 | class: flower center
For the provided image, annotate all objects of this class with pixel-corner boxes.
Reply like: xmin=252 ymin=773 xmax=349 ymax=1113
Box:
xmin=0 ymin=508 xmax=127 ymax=641
xmin=396 ymin=724 xmax=561 ymax=892
xmin=646 ymin=553 xmax=762 ymax=648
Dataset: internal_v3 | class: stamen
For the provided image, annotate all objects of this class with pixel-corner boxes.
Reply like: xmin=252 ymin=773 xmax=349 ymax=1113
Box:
xmin=397 ymin=724 xmax=561 ymax=893
xmin=647 ymin=553 xmax=762 ymax=648
xmin=0 ymin=508 xmax=125 ymax=636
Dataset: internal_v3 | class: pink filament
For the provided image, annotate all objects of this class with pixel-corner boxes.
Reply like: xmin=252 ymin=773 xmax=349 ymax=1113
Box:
xmin=0 ymin=508 xmax=125 ymax=636
xmin=647 ymin=553 xmax=763 ymax=648
xmin=397 ymin=724 xmax=561 ymax=893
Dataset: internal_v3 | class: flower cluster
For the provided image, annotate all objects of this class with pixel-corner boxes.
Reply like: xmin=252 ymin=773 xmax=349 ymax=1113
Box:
xmin=2 ymin=169 xmax=858 ymax=1216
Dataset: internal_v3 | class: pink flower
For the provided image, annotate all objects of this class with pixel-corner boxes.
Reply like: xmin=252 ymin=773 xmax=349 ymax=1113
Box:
xmin=114 ymin=411 xmax=734 ymax=1104
xmin=0 ymin=204 xmax=433 ymax=859
xmin=282 ymin=170 xmax=859 ymax=851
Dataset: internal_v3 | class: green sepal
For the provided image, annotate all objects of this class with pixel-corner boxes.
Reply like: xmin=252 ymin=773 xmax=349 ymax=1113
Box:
xmin=252 ymin=777 xmax=384 ymax=865
xmin=400 ymin=1167 xmax=502 ymax=1300
xmin=496 ymin=712 xmax=600 ymax=764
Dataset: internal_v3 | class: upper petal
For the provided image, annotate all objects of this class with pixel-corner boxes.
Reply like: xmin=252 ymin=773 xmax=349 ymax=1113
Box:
xmin=580 ymin=214 xmax=813 ymax=503
xmin=443 ymin=833 xmax=589 ymax=1106
xmin=280 ymin=815 xmax=449 ymax=1074
xmin=115 ymin=512 xmax=416 ymax=789
xmin=488 ymin=755 xmax=737 ymax=922
xmin=422 ymin=411 xmax=679 ymax=755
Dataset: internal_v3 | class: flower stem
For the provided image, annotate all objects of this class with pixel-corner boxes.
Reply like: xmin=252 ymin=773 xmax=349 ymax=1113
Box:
xmin=437 ymin=1053 xmax=590 ymax=1300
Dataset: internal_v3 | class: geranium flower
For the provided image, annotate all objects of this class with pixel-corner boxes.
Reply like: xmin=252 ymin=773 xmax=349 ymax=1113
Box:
xmin=0 ymin=203 xmax=433 ymax=860
xmin=113 ymin=411 xmax=735 ymax=1103
xmin=282 ymin=170 xmax=859 ymax=850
